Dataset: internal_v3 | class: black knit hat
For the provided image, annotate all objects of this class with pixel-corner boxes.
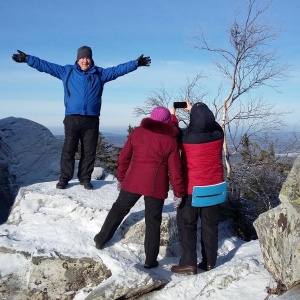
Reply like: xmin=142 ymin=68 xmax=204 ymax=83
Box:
xmin=77 ymin=46 xmax=92 ymax=60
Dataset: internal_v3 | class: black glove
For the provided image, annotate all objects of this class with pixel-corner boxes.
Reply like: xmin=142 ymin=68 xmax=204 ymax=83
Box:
xmin=12 ymin=50 xmax=28 ymax=63
xmin=137 ymin=54 xmax=151 ymax=67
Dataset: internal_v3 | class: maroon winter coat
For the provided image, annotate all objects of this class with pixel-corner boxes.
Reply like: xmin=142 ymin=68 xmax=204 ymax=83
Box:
xmin=117 ymin=118 xmax=185 ymax=199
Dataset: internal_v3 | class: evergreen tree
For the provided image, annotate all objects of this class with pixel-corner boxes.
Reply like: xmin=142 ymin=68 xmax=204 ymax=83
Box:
xmin=127 ymin=124 xmax=136 ymax=137
xmin=76 ymin=132 xmax=121 ymax=177
xmin=225 ymin=134 xmax=293 ymax=240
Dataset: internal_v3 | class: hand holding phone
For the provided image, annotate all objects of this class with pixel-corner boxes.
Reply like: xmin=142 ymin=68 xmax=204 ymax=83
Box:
xmin=173 ymin=102 xmax=187 ymax=109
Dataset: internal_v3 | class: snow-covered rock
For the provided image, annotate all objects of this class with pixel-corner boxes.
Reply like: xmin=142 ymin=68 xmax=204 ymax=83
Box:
xmin=0 ymin=117 xmax=283 ymax=299
xmin=0 ymin=117 xmax=62 ymax=223
xmin=0 ymin=117 xmax=105 ymax=224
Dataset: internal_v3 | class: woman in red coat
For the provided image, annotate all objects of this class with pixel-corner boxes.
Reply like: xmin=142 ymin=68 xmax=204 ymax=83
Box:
xmin=94 ymin=106 xmax=185 ymax=269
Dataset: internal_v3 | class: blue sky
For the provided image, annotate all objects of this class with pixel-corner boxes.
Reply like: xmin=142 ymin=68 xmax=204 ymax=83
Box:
xmin=1 ymin=0 xmax=299 ymax=135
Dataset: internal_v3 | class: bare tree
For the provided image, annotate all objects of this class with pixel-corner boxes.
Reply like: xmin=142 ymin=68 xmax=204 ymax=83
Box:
xmin=133 ymin=0 xmax=290 ymax=179
xmin=192 ymin=0 xmax=289 ymax=178
xmin=133 ymin=84 xmax=173 ymax=118
xmin=131 ymin=0 xmax=296 ymax=241
xmin=133 ymin=74 xmax=207 ymax=127
xmin=176 ymin=74 xmax=208 ymax=126
xmin=224 ymin=96 xmax=287 ymax=155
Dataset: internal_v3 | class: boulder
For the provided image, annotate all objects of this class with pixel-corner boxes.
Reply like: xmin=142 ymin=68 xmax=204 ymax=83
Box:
xmin=254 ymin=154 xmax=300 ymax=291
xmin=0 ymin=247 xmax=111 ymax=299
xmin=0 ymin=117 xmax=105 ymax=224
xmin=121 ymin=212 xmax=180 ymax=257
xmin=0 ymin=117 xmax=62 ymax=224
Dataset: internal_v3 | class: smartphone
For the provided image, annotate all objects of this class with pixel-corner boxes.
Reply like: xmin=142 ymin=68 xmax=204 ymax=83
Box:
xmin=173 ymin=102 xmax=187 ymax=109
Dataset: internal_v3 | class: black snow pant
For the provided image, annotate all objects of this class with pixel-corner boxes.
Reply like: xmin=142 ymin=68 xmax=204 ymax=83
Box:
xmin=176 ymin=194 xmax=220 ymax=267
xmin=96 ymin=189 xmax=165 ymax=265
xmin=59 ymin=115 xmax=99 ymax=183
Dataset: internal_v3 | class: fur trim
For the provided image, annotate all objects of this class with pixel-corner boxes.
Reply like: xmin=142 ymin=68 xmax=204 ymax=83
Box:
xmin=140 ymin=118 xmax=178 ymax=138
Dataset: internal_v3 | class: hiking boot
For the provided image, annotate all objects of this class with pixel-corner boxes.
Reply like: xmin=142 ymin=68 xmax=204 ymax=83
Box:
xmin=94 ymin=234 xmax=104 ymax=250
xmin=198 ymin=261 xmax=214 ymax=271
xmin=171 ymin=265 xmax=197 ymax=275
xmin=56 ymin=181 xmax=68 ymax=189
xmin=144 ymin=261 xmax=159 ymax=269
xmin=80 ymin=181 xmax=93 ymax=190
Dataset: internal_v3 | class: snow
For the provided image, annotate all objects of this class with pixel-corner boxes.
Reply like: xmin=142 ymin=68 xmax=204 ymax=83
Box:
xmin=0 ymin=116 xmax=290 ymax=298
xmin=0 ymin=177 xmax=281 ymax=299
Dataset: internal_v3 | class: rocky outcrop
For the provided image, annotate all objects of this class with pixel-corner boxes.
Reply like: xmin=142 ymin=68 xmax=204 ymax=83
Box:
xmin=254 ymin=154 xmax=300 ymax=292
xmin=0 ymin=117 xmax=285 ymax=299
xmin=0 ymin=117 xmax=62 ymax=224
xmin=0 ymin=184 xmax=176 ymax=300
xmin=0 ymin=117 xmax=105 ymax=225
xmin=0 ymin=247 xmax=111 ymax=299
xmin=121 ymin=212 xmax=180 ymax=257
xmin=0 ymin=179 xmax=277 ymax=299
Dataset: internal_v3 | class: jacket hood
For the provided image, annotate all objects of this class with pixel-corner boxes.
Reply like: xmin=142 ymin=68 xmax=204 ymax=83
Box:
xmin=140 ymin=118 xmax=178 ymax=138
xmin=189 ymin=102 xmax=216 ymax=133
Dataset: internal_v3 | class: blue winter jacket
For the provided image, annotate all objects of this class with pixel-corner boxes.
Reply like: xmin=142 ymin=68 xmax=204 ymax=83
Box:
xmin=27 ymin=56 xmax=138 ymax=116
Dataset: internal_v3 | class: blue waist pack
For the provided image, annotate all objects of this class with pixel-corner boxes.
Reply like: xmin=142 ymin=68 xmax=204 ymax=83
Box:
xmin=192 ymin=182 xmax=227 ymax=207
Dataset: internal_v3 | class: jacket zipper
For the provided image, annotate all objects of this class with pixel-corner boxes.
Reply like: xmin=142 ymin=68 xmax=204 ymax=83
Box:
xmin=152 ymin=156 xmax=165 ymax=196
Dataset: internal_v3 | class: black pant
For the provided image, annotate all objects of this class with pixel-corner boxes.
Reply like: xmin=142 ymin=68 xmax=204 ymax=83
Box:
xmin=59 ymin=115 xmax=99 ymax=183
xmin=96 ymin=190 xmax=165 ymax=265
xmin=177 ymin=194 xmax=220 ymax=267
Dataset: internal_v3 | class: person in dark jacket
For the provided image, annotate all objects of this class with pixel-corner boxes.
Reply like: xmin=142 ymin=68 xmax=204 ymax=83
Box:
xmin=94 ymin=106 xmax=185 ymax=269
xmin=170 ymin=100 xmax=224 ymax=275
xmin=12 ymin=46 xmax=151 ymax=190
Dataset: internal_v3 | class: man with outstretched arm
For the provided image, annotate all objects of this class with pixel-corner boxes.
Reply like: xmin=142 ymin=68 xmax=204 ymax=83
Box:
xmin=12 ymin=46 xmax=151 ymax=190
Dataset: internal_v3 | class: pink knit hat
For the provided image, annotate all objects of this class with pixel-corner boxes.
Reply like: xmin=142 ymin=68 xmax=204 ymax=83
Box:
xmin=150 ymin=106 xmax=171 ymax=123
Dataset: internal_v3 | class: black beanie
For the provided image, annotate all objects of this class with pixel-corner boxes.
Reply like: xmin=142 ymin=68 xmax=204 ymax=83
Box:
xmin=77 ymin=46 xmax=93 ymax=60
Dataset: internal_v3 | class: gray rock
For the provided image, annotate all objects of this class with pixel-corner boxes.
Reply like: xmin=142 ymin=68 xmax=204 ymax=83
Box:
xmin=122 ymin=212 xmax=179 ymax=257
xmin=280 ymin=154 xmax=300 ymax=213
xmin=0 ymin=117 xmax=104 ymax=224
xmin=277 ymin=284 xmax=300 ymax=299
xmin=0 ymin=117 xmax=62 ymax=224
xmin=28 ymin=256 xmax=111 ymax=299
xmin=254 ymin=154 xmax=300 ymax=291
xmin=0 ymin=247 xmax=111 ymax=299
xmin=0 ymin=117 xmax=62 ymax=185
